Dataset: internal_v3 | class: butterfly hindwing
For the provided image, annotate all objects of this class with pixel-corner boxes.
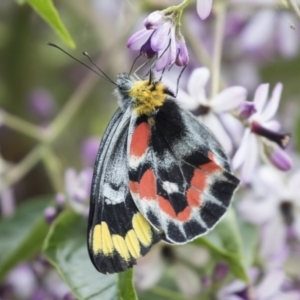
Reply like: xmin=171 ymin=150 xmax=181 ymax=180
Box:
xmin=88 ymin=107 xmax=161 ymax=274
xmin=128 ymin=99 xmax=240 ymax=244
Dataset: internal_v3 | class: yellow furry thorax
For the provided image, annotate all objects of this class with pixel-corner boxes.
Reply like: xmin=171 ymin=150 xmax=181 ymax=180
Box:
xmin=128 ymin=79 xmax=168 ymax=116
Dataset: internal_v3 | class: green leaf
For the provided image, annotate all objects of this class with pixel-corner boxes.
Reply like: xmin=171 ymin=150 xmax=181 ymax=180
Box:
xmin=193 ymin=208 xmax=249 ymax=283
xmin=43 ymin=210 xmax=138 ymax=300
xmin=0 ymin=198 xmax=50 ymax=281
xmin=25 ymin=0 xmax=75 ymax=48
xmin=237 ymin=219 xmax=259 ymax=268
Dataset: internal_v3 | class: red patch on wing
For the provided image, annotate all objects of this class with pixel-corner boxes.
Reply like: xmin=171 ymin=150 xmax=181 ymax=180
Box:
xmin=158 ymin=196 xmax=176 ymax=219
xmin=201 ymin=161 xmax=221 ymax=173
xmin=129 ymin=181 xmax=139 ymax=194
xmin=177 ymin=207 xmax=192 ymax=222
xmin=139 ymin=169 xmax=156 ymax=200
xmin=159 ymin=196 xmax=192 ymax=221
xmin=201 ymin=152 xmax=222 ymax=173
xmin=186 ymin=187 xmax=202 ymax=207
xmin=191 ymin=169 xmax=207 ymax=191
xmin=130 ymin=122 xmax=151 ymax=158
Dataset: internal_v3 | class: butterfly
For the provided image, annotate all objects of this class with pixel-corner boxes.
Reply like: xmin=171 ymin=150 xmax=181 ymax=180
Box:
xmin=87 ymin=71 xmax=240 ymax=274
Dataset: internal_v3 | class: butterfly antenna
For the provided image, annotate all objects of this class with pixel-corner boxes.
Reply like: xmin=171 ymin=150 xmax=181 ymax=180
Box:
xmin=47 ymin=42 xmax=116 ymax=85
xmin=129 ymin=54 xmax=142 ymax=75
xmin=133 ymin=57 xmax=154 ymax=75
xmin=82 ymin=52 xmax=116 ymax=85
xmin=175 ymin=65 xmax=187 ymax=97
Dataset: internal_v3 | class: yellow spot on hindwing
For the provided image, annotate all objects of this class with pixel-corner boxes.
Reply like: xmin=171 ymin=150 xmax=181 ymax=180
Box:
xmin=112 ymin=235 xmax=130 ymax=261
xmin=132 ymin=213 xmax=152 ymax=247
xmin=92 ymin=222 xmax=114 ymax=256
xmin=125 ymin=230 xmax=141 ymax=259
xmin=92 ymin=224 xmax=102 ymax=254
xmin=129 ymin=80 xmax=168 ymax=116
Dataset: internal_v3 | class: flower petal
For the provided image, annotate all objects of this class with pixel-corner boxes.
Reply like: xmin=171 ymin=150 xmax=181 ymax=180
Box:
xmin=260 ymin=83 xmax=283 ymax=121
xmin=256 ymin=270 xmax=285 ymax=299
xmin=257 ymin=165 xmax=284 ymax=197
xmin=253 ymin=83 xmax=269 ymax=114
xmin=260 ymin=216 xmax=286 ymax=263
xmin=203 ymin=114 xmax=233 ymax=154
xmin=219 ymin=113 xmax=244 ymax=147
xmin=176 ymin=40 xmax=189 ymax=66
xmin=273 ymin=292 xmax=300 ymax=300
xmin=232 ymin=128 xmax=251 ymax=170
xmin=151 ymin=22 xmax=170 ymax=51
xmin=277 ymin=13 xmax=299 ymax=58
xmin=168 ymin=27 xmax=177 ymax=66
xmin=134 ymin=244 xmax=164 ymax=290
xmin=196 ymin=0 xmax=213 ymax=20
xmin=238 ymin=195 xmax=276 ymax=225
xmin=174 ymin=263 xmax=201 ymax=297
xmin=187 ymin=68 xmax=210 ymax=104
xmin=217 ymin=279 xmax=247 ymax=300
xmin=240 ymin=9 xmax=275 ymax=53
xmin=127 ymin=28 xmax=153 ymax=50
xmin=155 ymin=48 xmax=170 ymax=71
xmin=175 ymin=245 xmax=210 ymax=267
xmin=288 ymin=171 xmax=300 ymax=204
xmin=143 ymin=11 xmax=164 ymax=30
xmin=240 ymin=133 xmax=258 ymax=183
xmin=211 ymin=86 xmax=247 ymax=112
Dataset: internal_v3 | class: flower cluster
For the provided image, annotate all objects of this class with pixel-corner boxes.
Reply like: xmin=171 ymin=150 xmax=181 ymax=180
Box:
xmin=127 ymin=11 xmax=189 ymax=71
xmin=44 ymin=168 xmax=92 ymax=224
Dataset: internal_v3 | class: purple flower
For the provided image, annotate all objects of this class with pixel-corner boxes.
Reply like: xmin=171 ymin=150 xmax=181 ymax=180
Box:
xmin=175 ymin=67 xmax=247 ymax=155
xmin=218 ymin=268 xmax=300 ymax=300
xmin=44 ymin=206 xmax=58 ymax=224
xmin=197 ymin=0 xmax=213 ymax=20
xmin=64 ymin=168 xmax=93 ymax=214
xmin=127 ymin=12 xmax=189 ymax=71
xmin=232 ymin=83 xmax=292 ymax=182
xmin=134 ymin=243 xmax=209 ymax=297
xmin=239 ymin=165 xmax=300 ymax=268
xmin=6 ymin=264 xmax=37 ymax=299
xmin=81 ymin=137 xmax=101 ymax=167
xmin=27 ymin=89 xmax=57 ymax=121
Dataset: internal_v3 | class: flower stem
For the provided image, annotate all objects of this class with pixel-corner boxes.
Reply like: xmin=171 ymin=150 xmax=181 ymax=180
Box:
xmin=42 ymin=149 xmax=64 ymax=192
xmin=163 ymin=0 xmax=192 ymax=23
xmin=150 ymin=286 xmax=192 ymax=300
xmin=288 ymin=0 xmax=300 ymax=20
xmin=210 ymin=1 xmax=226 ymax=99
xmin=0 ymin=109 xmax=45 ymax=141
xmin=1 ymin=145 xmax=47 ymax=193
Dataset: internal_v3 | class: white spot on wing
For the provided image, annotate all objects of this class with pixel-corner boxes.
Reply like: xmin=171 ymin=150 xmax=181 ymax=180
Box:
xmin=129 ymin=153 xmax=146 ymax=169
xmin=162 ymin=181 xmax=179 ymax=194
xmin=103 ymin=183 xmax=125 ymax=205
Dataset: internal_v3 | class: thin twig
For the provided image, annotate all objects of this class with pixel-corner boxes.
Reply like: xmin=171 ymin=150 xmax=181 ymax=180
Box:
xmin=210 ymin=2 xmax=226 ymax=98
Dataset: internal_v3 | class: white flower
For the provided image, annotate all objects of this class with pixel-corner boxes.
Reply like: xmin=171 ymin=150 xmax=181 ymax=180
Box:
xmin=134 ymin=243 xmax=209 ymax=297
xmin=176 ymin=67 xmax=247 ymax=155
xmin=239 ymin=165 xmax=300 ymax=268
xmin=232 ymin=83 xmax=292 ymax=182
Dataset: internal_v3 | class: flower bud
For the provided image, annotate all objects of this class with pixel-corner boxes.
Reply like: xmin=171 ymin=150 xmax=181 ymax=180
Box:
xmin=143 ymin=11 xmax=164 ymax=30
xmin=44 ymin=206 xmax=57 ymax=224
xmin=176 ymin=40 xmax=189 ymax=66
xmin=239 ymin=102 xmax=256 ymax=119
